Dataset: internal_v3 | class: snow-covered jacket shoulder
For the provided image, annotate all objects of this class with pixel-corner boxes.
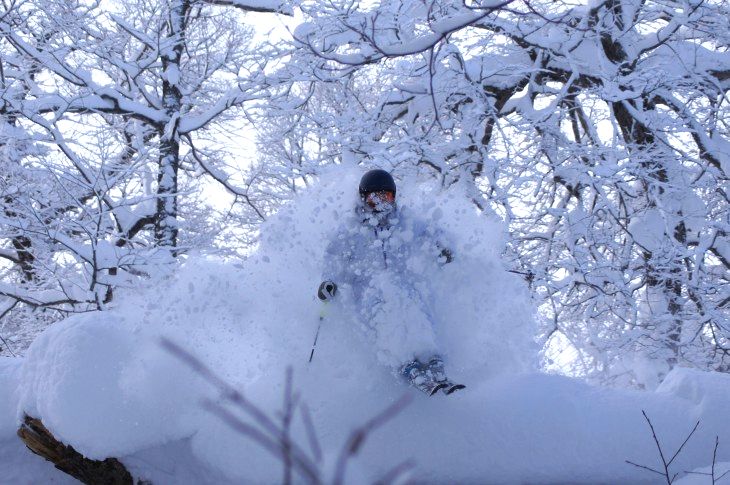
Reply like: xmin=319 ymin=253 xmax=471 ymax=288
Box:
xmin=321 ymin=205 xmax=453 ymax=287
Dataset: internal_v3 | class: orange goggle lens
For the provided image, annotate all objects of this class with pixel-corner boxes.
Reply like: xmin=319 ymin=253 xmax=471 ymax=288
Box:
xmin=365 ymin=191 xmax=395 ymax=206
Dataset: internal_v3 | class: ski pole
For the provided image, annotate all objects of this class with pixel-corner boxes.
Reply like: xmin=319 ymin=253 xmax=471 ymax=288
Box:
xmin=308 ymin=302 xmax=329 ymax=363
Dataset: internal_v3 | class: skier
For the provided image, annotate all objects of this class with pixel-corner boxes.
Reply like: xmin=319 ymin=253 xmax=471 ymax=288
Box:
xmin=317 ymin=169 xmax=465 ymax=396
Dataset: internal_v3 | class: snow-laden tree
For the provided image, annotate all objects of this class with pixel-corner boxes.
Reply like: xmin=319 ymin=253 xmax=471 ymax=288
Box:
xmin=1 ymin=2 xmax=102 ymax=347
xmin=0 ymin=0 xmax=291 ymax=350
xmin=225 ymin=67 xmax=394 ymax=246
xmin=2 ymin=0 xmax=728 ymax=382
xmin=290 ymin=0 xmax=730 ymax=386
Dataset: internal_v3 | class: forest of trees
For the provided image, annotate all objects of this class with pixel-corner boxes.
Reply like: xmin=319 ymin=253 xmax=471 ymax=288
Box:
xmin=1 ymin=0 xmax=728 ymax=388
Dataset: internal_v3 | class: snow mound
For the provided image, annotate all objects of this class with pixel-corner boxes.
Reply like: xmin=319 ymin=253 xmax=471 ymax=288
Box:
xmin=658 ymin=367 xmax=730 ymax=408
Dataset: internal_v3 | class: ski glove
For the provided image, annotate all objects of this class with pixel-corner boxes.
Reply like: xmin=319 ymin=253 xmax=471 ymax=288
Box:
xmin=438 ymin=246 xmax=454 ymax=264
xmin=317 ymin=280 xmax=338 ymax=301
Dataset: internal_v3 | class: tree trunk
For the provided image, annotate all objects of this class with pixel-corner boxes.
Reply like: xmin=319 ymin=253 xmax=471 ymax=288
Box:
xmin=154 ymin=0 xmax=190 ymax=250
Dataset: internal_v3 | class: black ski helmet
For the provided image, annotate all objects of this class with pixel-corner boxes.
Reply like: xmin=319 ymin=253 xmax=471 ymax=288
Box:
xmin=358 ymin=169 xmax=396 ymax=198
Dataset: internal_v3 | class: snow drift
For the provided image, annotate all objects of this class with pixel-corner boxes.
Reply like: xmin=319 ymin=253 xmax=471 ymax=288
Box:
xmin=2 ymin=166 xmax=730 ymax=483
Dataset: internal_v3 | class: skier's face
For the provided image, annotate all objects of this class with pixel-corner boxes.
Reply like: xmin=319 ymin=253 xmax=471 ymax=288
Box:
xmin=364 ymin=190 xmax=395 ymax=212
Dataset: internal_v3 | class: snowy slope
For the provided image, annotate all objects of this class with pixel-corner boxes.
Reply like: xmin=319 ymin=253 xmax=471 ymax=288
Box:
xmin=5 ymin=346 xmax=730 ymax=484
xmin=2 ymin=167 xmax=730 ymax=484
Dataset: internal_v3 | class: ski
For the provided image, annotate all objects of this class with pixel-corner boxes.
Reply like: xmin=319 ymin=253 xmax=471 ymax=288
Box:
xmin=440 ymin=381 xmax=466 ymax=395
xmin=420 ymin=381 xmax=450 ymax=396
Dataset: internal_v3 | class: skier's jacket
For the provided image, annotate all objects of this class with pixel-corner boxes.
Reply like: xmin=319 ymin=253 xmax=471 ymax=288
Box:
xmin=322 ymin=204 xmax=452 ymax=367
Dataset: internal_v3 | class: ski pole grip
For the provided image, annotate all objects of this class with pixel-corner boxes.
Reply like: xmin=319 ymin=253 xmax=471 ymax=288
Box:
xmin=319 ymin=300 xmax=330 ymax=318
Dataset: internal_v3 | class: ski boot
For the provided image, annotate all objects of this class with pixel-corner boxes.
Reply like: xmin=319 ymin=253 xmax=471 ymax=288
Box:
xmin=401 ymin=360 xmax=448 ymax=396
xmin=425 ymin=357 xmax=466 ymax=395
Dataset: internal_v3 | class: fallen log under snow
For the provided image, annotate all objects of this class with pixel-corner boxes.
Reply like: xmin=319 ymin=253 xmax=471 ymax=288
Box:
xmin=17 ymin=415 xmax=134 ymax=485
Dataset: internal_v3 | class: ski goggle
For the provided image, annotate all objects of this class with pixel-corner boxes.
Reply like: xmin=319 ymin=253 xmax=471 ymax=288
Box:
xmin=364 ymin=190 xmax=395 ymax=208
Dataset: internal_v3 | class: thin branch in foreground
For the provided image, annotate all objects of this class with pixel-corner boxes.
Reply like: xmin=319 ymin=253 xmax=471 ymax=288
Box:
xmin=683 ymin=436 xmax=730 ymax=484
xmin=712 ymin=436 xmax=730 ymax=483
xmin=625 ymin=459 xmax=665 ymax=477
xmin=300 ymin=402 xmax=323 ymax=465
xmin=374 ymin=458 xmax=417 ymax=485
xmin=332 ymin=393 xmax=412 ymax=485
xmin=281 ymin=366 xmax=297 ymax=485
xmin=667 ymin=419 xmax=701 ymax=468
xmin=161 ymin=337 xmax=413 ymax=484
xmin=626 ymin=410 xmax=701 ymax=484
xmin=161 ymin=337 xmax=320 ymax=482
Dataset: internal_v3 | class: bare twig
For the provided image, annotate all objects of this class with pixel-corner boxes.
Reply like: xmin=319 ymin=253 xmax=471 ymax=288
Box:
xmin=667 ymin=419 xmax=701 ymax=467
xmin=160 ymin=337 xmax=321 ymax=482
xmin=626 ymin=410 xmax=701 ymax=484
xmin=201 ymin=399 xmax=321 ymax=482
xmin=713 ymin=436 xmax=720 ymax=484
xmin=682 ymin=436 xmax=730 ymax=484
xmin=374 ymin=458 xmax=417 ymax=485
xmin=161 ymin=337 xmax=414 ymax=485
xmin=332 ymin=393 xmax=413 ymax=485
xmin=643 ymin=410 xmax=672 ymax=483
xmin=712 ymin=436 xmax=730 ymax=483
xmin=625 ymin=459 xmax=665 ymax=477
xmin=300 ymin=402 xmax=323 ymax=465
xmin=281 ymin=367 xmax=296 ymax=485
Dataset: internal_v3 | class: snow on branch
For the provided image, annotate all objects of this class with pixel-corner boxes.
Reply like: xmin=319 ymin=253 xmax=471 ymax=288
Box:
xmin=177 ymin=86 xmax=269 ymax=134
xmin=0 ymin=282 xmax=91 ymax=308
xmin=205 ymin=0 xmax=293 ymax=15
xmin=295 ymin=2 xmax=516 ymax=66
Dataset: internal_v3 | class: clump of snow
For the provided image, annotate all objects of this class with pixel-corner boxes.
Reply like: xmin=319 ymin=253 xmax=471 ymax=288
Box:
xmin=629 ymin=207 xmax=667 ymax=251
xmin=657 ymin=367 xmax=730 ymax=432
xmin=4 ymin=165 xmax=730 ymax=483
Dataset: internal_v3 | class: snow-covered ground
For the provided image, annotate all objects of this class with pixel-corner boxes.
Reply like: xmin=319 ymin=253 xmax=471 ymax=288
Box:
xmin=1 ymin=167 xmax=729 ymax=483
xmin=4 ymin=347 xmax=730 ymax=484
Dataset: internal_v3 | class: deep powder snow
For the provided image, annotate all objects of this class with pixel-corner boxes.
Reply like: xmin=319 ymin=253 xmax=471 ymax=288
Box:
xmin=1 ymin=166 xmax=730 ymax=483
